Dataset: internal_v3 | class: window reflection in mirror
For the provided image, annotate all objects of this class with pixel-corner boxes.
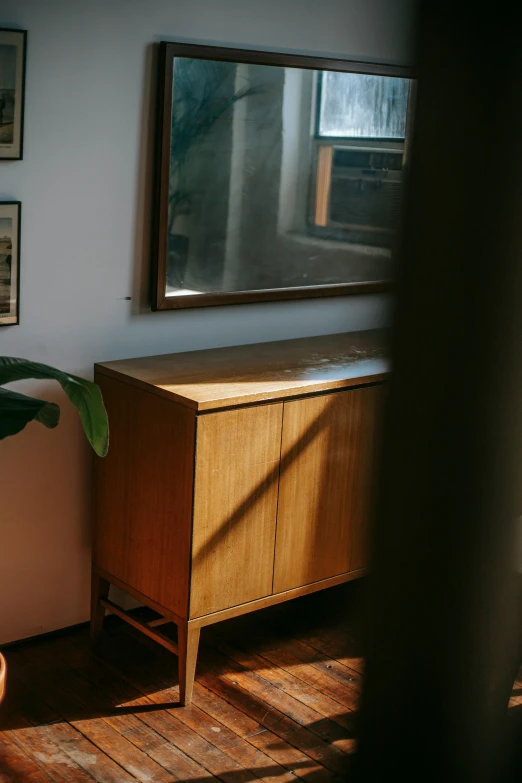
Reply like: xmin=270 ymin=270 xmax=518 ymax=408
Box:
xmin=162 ymin=53 xmax=412 ymax=301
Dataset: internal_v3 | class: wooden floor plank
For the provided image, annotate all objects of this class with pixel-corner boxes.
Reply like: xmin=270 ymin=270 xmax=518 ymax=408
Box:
xmin=3 ymin=673 xmax=141 ymax=783
xmin=59 ymin=637 xmax=298 ymax=783
xmin=209 ymin=631 xmax=358 ymax=727
xmin=79 ymin=631 xmax=341 ymax=782
xmin=70 ymin=719 xmax=176 ymax=783
xmin=146 ymin=741 xmax=219 ymax=782
xmin=7 ymin=649 xmax=213 ymax=783
xmin=17 ymin=633 xmax=307 ymax=783
xmin=200 ymin=644 xmax=353 ymax=763
xmin=1 ymin=582 xmax=373 ymax=783
xmin=291 ymin=632 xmax=364 ymax=676
xmin=50 ymin=637 xmax=295 ymax=783
xmin=130 ymin=687 xmax=298 ymax=783
xmin=6 ymin=652 xmax=176 ymax=783
xmin=7 ymin=723 xmax=99 ymax=783
xmin=39 ymin=721 xmax=138 ymax=783
xmin=131 ymin=706 xmax=265 ymax=783
xmin=195 ymin=652 xmax=351 ymax=777
xmin=0 ymin=679 xmax=102 ymax=783
xmin=190 ymin=682 xmax=325 ymax=783
xmin=0 ymin=733 xmax=58 ymax=783
xmin=85 ymin=644 xmax=315 ymax=783
xmin=221 ymin=618 xmax=363 ymax=695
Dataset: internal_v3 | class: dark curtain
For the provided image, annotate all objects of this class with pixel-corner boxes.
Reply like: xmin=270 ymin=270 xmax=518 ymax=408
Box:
xmin=355 ymin=3 xmax=522 ymax=781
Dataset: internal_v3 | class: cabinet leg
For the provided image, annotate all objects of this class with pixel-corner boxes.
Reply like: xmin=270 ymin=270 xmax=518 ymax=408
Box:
xmin=178 ymin=623 xmax=200 ymax=706
xmin=90 ymin=570 xmax=110 ymax=643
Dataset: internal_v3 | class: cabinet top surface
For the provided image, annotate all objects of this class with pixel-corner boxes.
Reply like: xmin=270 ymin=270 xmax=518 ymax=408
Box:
xmin=95 ymin=329 xmax=389 ymax=411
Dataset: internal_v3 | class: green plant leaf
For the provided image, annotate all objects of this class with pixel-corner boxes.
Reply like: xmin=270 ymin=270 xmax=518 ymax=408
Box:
xmin=0 ymin=358 xmax=109 ymax=457
xmin=0 ymin=388 xmax=60 ymax=439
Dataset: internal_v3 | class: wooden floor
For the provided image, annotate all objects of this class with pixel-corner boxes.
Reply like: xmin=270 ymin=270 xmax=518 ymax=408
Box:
xmin=0 ymin=582 xmax=368 ymax=783
xmin=2 ymin=580 xmax=522 ymax=783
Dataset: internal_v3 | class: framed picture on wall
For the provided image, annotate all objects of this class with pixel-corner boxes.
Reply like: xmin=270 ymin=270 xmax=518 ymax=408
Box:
xmin=0 ymin=202 xmax=21 ymax=326
xmin=0 ymin=29 xmax=27 ymax=160
xmin=151 ymin=41 xmax=414 ymax=311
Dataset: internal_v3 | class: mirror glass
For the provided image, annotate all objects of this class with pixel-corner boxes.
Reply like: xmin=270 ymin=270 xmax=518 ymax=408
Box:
xmin=160 ymin=52 xmax=412 ymax=304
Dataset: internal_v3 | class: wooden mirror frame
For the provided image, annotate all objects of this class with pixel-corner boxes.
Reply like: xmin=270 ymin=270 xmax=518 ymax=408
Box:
xmin=151 ymin=42 xmax=414 ymax=311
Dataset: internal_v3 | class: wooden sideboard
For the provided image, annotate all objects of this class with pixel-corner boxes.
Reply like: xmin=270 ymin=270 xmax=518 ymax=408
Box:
xmin=91 ymin=329 xmax=388 ymax=704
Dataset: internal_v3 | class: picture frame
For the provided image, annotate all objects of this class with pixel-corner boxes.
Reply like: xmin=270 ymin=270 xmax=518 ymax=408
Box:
xmin=151 ymin=42 xmax=414 ymax=311
xmin=0 ymin=201 xmax=21 ymax=326
xmin=0 ymin=28 xmax=27 ymax=160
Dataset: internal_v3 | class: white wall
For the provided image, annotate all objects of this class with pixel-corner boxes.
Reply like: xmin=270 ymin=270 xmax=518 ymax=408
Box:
xmin=0 ymin=0 xmax=415 ymax=644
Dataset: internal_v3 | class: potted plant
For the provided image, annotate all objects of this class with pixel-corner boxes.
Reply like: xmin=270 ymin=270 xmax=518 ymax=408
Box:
xmin=0 ymin=357 xmax=109 ymax=704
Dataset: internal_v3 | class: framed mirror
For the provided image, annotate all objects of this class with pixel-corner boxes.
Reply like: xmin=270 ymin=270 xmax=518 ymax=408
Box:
xmin=151 ymin=43 xmax=414 ymax=310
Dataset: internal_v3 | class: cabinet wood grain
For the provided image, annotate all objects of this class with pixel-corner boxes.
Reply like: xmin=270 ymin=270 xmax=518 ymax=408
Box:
xmin=95 ymin=329 xmax=388 ymax=412
xmin=273 ymin=386 xmax=383 ymax=593
xmin=190 ymin=403 xmax=283 ymax=618
xmin=349 ymin=386 xmax=384 ymax=571
xmin=93 ymin=374 xmax=195 ymax=618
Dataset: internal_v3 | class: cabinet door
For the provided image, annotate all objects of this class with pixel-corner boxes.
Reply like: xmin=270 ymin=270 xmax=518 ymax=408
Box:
xmin=190 ymin=403 xmax=283 ymax=618
xmin=273 ymin=385 xmax=383 ymax=593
